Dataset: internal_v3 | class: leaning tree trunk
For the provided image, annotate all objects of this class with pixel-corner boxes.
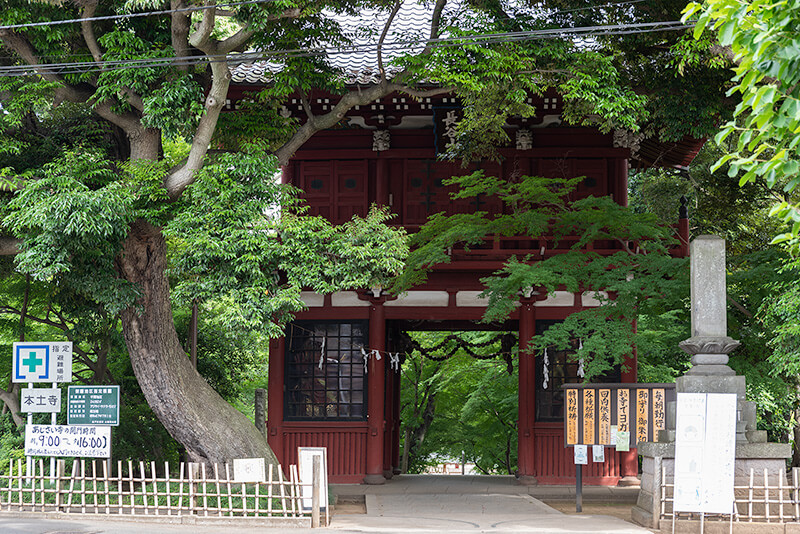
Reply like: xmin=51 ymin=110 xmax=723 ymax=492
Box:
xmin=117 ymin=219 xmax=278 ymax=466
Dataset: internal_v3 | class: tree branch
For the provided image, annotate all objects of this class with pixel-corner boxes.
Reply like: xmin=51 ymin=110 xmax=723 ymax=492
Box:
xmin=0 ymin=30 xmax=95 ymax=104
xmin=79 ymin=0 xmax=103 ymax=62
xmin=171 ymin=0 xmax=191 ymax=72
xmin=424 ymin=0 xmax=448 ymax=55
xmin=378 ymin=1 xmax=403 ymax=81
xmin=0 ymin=237 xmax=20 ymax=256
xmin=727 ymin=295 xmax=754 ymax=319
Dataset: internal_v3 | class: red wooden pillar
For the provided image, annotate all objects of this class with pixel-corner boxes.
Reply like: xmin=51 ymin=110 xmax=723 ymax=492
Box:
xmin=376 ymin=159 xmax=389 ymax=206
xmin=267 ymin=337 xmax=285 ymax=463
xmin=383 ymin=359 xmax=394 ymax=479
xmin=365 ymin=299 xmax=386 ymax=484
xmin=517 ymin=297 xmax=537 ymax=485
xmin=619 ymin=326 xmax=640 ymax=486
xmin=391 ymin=368 xmax=401 ymax=475
xmin=615 ymin=158 xmax=629 ymax=207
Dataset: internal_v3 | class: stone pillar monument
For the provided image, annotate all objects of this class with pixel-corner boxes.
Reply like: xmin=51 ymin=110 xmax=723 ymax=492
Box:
xmin=632 ymin=235 xmax=790 ymax=529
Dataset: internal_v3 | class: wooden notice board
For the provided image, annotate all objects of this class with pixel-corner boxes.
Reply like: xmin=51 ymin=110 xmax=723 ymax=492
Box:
xmin=563 ymin=384 xmax=676 ymax=449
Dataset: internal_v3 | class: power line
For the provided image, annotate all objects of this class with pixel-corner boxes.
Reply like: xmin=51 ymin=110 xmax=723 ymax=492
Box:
xmin=0 ymin=0 xmax=648 ymax=33
xmin=0 ymin=20 xmax=691 ymax=77
xmin=0 ymin=0 xmax=282 ymax=31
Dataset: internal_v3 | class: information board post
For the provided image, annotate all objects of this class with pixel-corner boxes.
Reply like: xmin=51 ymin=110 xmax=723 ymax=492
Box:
xmin=576 ymin=463 xmax=582 ymax=513
xmin=26 ymin=382 xmax=32 ymax=483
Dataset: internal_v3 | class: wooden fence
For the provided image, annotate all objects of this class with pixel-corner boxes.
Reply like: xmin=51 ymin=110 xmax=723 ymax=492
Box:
xmin=0 ymin=458 xmax=317 ymax=520
xmin=660 ymin=467 xmax=800 ymax=523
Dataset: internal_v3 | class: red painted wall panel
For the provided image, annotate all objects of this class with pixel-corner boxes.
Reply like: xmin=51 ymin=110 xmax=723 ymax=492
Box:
xmin=281 ymin=424 xmax=369 ymax=484
xmin=533 ymin=425 xmax=622 ymax=485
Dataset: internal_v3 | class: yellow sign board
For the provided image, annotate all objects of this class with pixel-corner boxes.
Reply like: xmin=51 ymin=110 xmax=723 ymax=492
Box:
xmin=636 ymin=389 xmax=650 ymax=445
xmin=566 ymin=389 xmax=579 ymax=445
xmin=583 ymin=389 xmax=596 ymax=445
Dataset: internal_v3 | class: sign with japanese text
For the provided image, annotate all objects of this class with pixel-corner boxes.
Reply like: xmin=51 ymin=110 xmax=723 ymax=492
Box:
xmin=566 ymin=389 xmax=579 ymax=445
xmin=674 ymin=393 xmax=736 ymax=514
xmin=653 ymin=388 xmax=666 ymax=435
xmin=636 ymin=389 xmax=650 ymax=445
xmin=574 ymin=444 xmax=588 ymax=465
xmin=24 ymin=424 xmax=111 ymax=458
xmin=598 ymin=389 xmax=612 ymax=444
xmin=20 ymin=387 xmax=61 ymax=413
xmin=562 ymin=384 xmax=675 ymax=450
xmin=592 ymin=444 xmax=605 ymax=463
xmin=433 ymin=107 xmax=461 ymax=154
xmin=67 ymin=386 xmax=120 ymax=426
xmin=617 ymin=389 xmax=630 ymax=433
xmin=12 ymin=342 xmax=72 ymax=383
xmin=583 ymin=389 xmax=595 ymax=445
xmin=233 ymin=458 xmax=266 ymax=483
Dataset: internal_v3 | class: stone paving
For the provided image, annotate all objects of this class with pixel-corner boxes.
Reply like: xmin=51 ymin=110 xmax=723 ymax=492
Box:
xmin=0 ymin=474 xmax=654 ymax=533
xmin=330 ymin=474 xmax=652 ymax=533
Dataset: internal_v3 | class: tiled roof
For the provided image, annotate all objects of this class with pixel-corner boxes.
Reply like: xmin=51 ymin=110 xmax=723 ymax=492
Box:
xmin=230 ymin=2 xmax=458 ymax=85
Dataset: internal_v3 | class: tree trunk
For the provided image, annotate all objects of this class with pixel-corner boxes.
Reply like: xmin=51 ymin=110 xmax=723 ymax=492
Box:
xmin=117 ymin=219 xmax=278 ymax=465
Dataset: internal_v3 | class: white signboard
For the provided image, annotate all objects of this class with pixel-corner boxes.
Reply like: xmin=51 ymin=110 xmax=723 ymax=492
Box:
xmin=298 ymin=447 xmax=328 ymax=511
xmin=573 ymin=444 xmax=588 ymax=465
xmin=24 ymin=424 xmax=111 ymax=458
xmin=592 ymin=445 xmax=605 ymax=463
xmin=12 ymin=342 xmax=72 ymax=383
xmin=20 ymin=387 xmax=61 ymax=413
xmin=674 ymin=393 xmax=737 ymax=514
xmin=233 ymin=457 xmax=266 ymax=483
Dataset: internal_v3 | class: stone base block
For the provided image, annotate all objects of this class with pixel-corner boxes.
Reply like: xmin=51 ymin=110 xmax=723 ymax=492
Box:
xmin=633 ymin=442 xmax=791 ymax=530
xmin=676 ymin=375 xmax=747 ymax=400
xmin=631 ymin=505 xmax=653 ymax=528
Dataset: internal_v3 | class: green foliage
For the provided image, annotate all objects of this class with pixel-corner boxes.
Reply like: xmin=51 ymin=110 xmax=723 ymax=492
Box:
xmin=684 ymin=0 xmax=800 ymax=250
xmin=173 ymin=302 xmax=266 ymax=403
xmin=141 ymin=76 xmax=205 ymax=141
xmin=2 ymin=149 xmax=139 ymax=315
xmin=397 ymin=173 xmax=684 ymax=379
xmin=399 ymin=333 xmax=518 ymax=475
xmin=632 ymin=138 xmax=799 ymax=442
xmin=167 ymin=149 xmax=408 ymax=335
xmin=212 ymin=94 xmax=296 ymax=152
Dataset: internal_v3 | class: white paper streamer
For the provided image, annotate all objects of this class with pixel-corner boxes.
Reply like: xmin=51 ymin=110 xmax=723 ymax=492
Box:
xmin=542 ymin=346 xmax=550 ymax=390
xmin=389 ymin=352 xmax=400 ymax=371
xmin=577 ymin=338 xmax=585 ymax=378
xmin=318 ymin=337 xmax=326 ymax=370
xmin=361 ymin=347 xmax=369 ymax=373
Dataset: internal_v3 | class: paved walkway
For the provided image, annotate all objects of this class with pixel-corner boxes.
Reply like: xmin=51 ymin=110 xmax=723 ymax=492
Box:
xmin=0 ymin=475 xmax=653 ymax=533
xmin=331 ymin=474 xmax=652 ymax=533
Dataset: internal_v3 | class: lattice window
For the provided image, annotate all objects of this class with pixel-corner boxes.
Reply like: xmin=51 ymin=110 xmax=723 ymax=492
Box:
xmin=534 ymin=321 xmax=621 ymax=422
xmin=285 ymin=321 xmax=368 ymax=420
